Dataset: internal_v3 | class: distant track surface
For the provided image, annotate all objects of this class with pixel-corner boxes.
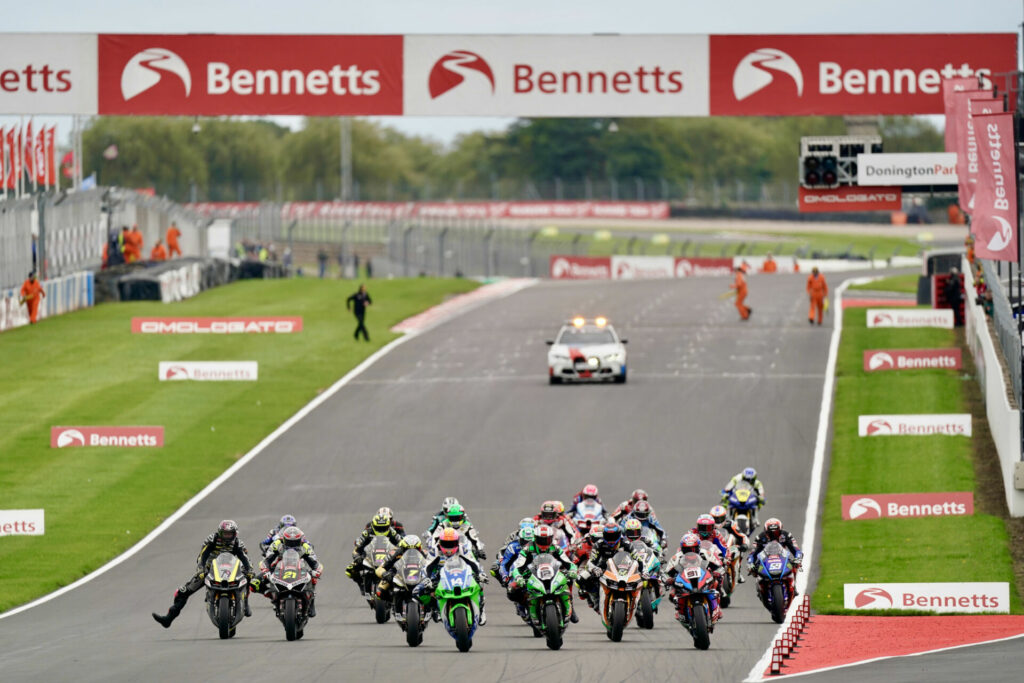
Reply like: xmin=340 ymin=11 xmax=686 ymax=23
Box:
xmin=0 ymin=274 xmax=830 ymax=682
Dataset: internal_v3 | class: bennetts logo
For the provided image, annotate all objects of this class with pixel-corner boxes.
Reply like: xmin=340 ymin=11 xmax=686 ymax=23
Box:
xmin=121 ymin=48 xmax=192 ymax=100
xmin=848 ymin=497 xmax=883 ymax=519
xmin=733 ymin=48 xmax=803 ymax=101
xmin=854 ymin=587 xmax=893 ymax=608
xmin=429 ymin=50 xmax=495 ymax=99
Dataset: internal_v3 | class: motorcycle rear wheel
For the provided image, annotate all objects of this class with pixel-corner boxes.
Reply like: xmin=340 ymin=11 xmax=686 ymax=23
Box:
xmin=637 ymin=588 xmax=654 ymax=629
xmin=770 ymin=584 xmax=786 ymax=624
xmin=544 ymin=603 xmax=563 ymax=651
xmin=217 ymin=595 xmax=231 ymax=640
xmin=692 ymin=605 xmax=711 ymax=650
xmin=284 ymin=597 xmax=299 ymax=641
xmin=406 ymin=601 xmax=422 ymax=647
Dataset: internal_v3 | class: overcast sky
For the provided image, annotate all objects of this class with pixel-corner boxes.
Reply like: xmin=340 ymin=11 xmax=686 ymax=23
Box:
xmin=2 ymin=0 xmax=1021 ymax=144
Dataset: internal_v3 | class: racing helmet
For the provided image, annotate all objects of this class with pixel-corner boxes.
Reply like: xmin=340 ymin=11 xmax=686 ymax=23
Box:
xmin=589 ymin=523 xmax=605 ymax=541
xmin=631 ymin=489 xmax=648 ymax=502
xmin=278 ymin=514 xmax=296 ymax=530
xmin=438 ymin=528 xmax=460 ymax=558
xmin=582 ymin=484 xmax=599 ymax=499
xmin=623 ymin=518 xmax=643 ymax=541
xmin=519 ymin=526 xmax=535 ymax=544
xmin=709 ymin=505 xmax=728 ymax=526
xmin=742 ymin=467 xmax=758 ymax=484
xmin=281 ymin=526 xmax=304 ymax=549
xmin=535 ymin=524 xmax=555 ymax=551
xmin=764 ymin=518 xmax=783 ymax=540
xmin=603 ymin=523 xmax=622 ymax=546
xmin=539 ymin=501 xmax=557 ymax=522
xmin=217 ymin=520 xmax=238 ymax=542
xmin=400 ymin=535 xmax=423 ymax=552
xmin=377 ymin=506 xmax=394 ymax=518
xmin=632 ymin=500 xmax=652 ymax=522
xmin=519 ymin=517 xmax=535 ymax=531
xmin=553 ymin=501 xmax=566 ymax=515
xmin=441 ymin=497 xmax=460 ymax=514
xmin=680 ymin=533 xmax=701 ymax=554
xmin=696 ymin=514 xmax=716 ymax=539
xmin=446 ymin=503 xmax=466 ymax=526
xmin=371 ymin=513 xmax=391 ymax=535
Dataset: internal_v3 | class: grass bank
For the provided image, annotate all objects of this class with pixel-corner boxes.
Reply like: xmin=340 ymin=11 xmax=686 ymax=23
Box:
xmin=848 ymin=273 xmax=919 ymax=294
xmin=0 ymin=277 xmax=477 ymax=612
xmin=813 ymin=306 xmax=1020 ymax=614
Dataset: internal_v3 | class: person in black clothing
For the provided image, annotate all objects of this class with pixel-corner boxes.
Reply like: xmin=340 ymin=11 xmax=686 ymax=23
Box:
xmin=945 ymin=267 xmax=964 ymax=327
xmin=347 ymin=283 xmax=372 ymax=341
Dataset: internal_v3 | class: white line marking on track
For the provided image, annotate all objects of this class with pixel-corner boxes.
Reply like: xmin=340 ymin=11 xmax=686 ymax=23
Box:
xmin=0 ymin=279 xmax=537 ymax=622
xmin=744 ymin=279 xmax=853 ymax=682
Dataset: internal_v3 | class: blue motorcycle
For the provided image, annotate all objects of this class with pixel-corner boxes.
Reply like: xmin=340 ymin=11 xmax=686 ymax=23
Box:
xmin=754 ymin=541 xmax=796 ymax=624
xmin=669 ymin=552 xmax=717 ymax=650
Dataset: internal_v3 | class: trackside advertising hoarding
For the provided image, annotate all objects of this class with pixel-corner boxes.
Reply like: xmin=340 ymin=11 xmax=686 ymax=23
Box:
xmin=0 ymin=509 xmax=45 ymax=536
xmin=856 ymin=153 xmax=958 ymax=186
xmin=841 ymin=492 xmax=974 ymax=520
xmin=844 ymin=583 xmax=1009 ymax=613
xmin=549 ymin=256 xmax=733 ymax=280
xmin=858 ymin=414 xmax=972 ymax=437
xmin=403 ymin=35 xmax=710 ymax=116
xmin=798 ymin=186 xmax=901 ymax=213
xmin=866 ymin=309 xmax=954 ymax=328
xmin=159 ymin=361 xmax=258 ymax=381
xmin=0 ymin=34 xmax=98 ymax=114
xmin=131 ymin=317 xmax=303 ymax=333
xmin=863 ymin=348 xmax=962 ymax=371
xmin=50 ymin=426 xmax=165 ymax=447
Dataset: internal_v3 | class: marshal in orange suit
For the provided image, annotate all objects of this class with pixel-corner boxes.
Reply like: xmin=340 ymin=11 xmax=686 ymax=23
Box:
xmin=807 ymin=267 xmax=828 ymax=326
xmin=731 ymin=266 xmax=751 ymax=321
xmin=19 ymin=271 xmax=46 ymax=324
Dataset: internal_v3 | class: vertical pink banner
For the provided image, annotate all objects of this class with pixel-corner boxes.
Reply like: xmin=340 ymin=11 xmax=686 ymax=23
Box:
xmin=972 ymin=111 xmax=1017 ymax=262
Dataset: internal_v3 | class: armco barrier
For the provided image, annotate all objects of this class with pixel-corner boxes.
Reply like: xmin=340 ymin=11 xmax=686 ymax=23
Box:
xmin=963 ymin=258 xmax=1024 ymax=517
xmin=0 ymin=271 xmax=94 ymax=333
xmin=548 ymin=255 xmax=922 ymax=279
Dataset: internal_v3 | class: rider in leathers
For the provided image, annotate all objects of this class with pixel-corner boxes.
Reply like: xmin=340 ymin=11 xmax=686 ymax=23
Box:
xmin=577 ymin=523 xmax=631 ymax=610
xmin=346 ymin=513 xmax=404 ymax=588
xmin=152 ymin=520 xmax=253 ymax=628
xmin=710 ymin=504 xmax=750 ymax=582
xmin=419 ymin=528 xmax=488 ymax=625
xmin=507 ymin=525 xmax=579 ymax=623
xmin=663 ymin=533 xmax=724 ymax=623
xmin=257 ymin=526 xmax=324 ymax=617
xmin=746 ymin=518 xmax=803 ymax=577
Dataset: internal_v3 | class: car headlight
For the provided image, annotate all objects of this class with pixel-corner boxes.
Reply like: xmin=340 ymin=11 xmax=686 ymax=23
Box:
xmin=604 ymin=353 xmax=624 ymax=363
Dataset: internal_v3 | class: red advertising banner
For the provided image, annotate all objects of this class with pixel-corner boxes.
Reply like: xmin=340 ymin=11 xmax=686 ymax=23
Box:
xmin=863 ymin=348 xmax=962 ymax=372
xmin=98 ymin=34 xmax=403 ymax=115
xmin=942 ymin=78 xmax=977 ymax=153
xmin=131 ymin=317 xmax=303 ymax=333
xmin=973 ymin=112 xmax=1019 ymax=261
xmin=549 ymin=256 xmax=612 ymax=280
xmin=955 ymin=92 xmax=999 ymax=215
xmin=798 ymin=186 xmax=901 ymax=213
xmin=674 ymin=257 xmax=733 ymax=277
xmin=51 ymin=426 xmax=164 ymax=448
xmin=841 ymin=492 xmax=973 ymax=520
xmin=187 ymin=200 xmax=670 ymax=220
xmin=710 ymin=34 xmax=1016 ymax=116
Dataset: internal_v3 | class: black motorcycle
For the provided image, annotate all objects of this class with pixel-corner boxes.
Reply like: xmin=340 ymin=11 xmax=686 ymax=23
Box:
xmin=265 ymin=548 xmax=315 ymax=640
xmin=204 ymin=552 xmax=248 ymax=639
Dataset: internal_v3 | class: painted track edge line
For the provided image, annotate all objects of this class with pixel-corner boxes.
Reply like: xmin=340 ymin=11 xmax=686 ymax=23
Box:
xmin=744 ymin=279 xmax=855 ymax=682
xmin=765 ymin=631 xmax=1024 ymax=680
xmin=0 ymin=282 xmax=543 ymax=621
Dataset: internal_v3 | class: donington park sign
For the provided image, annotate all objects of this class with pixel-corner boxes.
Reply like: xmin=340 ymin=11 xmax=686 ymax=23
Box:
xmin=0 ymin=33 xmax=1015 ymax=115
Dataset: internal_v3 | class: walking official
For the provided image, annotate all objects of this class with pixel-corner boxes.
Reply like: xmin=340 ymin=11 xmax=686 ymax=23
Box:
xmin=807 ymin=267 xmax=828 ymax=326
xmin=347 ymin=284 xmax=373 ymax=341
xmin=730 ymin=266 xmax=751 ymax=322
xmin=19 ymin=271 xmax=46 ymax=324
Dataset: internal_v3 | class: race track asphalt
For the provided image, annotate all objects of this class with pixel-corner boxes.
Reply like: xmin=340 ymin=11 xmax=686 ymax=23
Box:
xmin=0 ymin=273 xmax=831 ymax=682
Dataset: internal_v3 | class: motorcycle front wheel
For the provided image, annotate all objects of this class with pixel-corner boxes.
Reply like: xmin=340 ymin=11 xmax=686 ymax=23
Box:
xmin=374 ymin=596 xmax=390 ymax=624
xmin=770 ymin=584 xmax=786 ymax=624
xmin=544 ymin=603 xmax=563 ymax=651
xmin=284 ymin=596 xmax=299 ymax=641
xmin=692 ymin=605 xmax=711 ymax=650
xmin=637 ymin=588 xmax=654 ymax=629
xmin=406 ymin=600 xmax=422 ymax=647
xmin=609 ymin=600 xmax=626 ymax=642
xmin=454 ymin=607 xmax=472 ymax=652
xmin=217 ymin=595 xmax=231 ymax=639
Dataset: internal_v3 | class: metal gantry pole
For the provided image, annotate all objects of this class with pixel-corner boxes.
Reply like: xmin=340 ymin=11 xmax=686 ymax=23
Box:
xmin=339 ymin=117 xmax=352 ymax=201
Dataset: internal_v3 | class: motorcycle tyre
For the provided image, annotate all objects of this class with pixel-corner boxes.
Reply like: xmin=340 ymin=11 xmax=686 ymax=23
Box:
xmin=454 ymin=608 xmax=472 ymax=652
xmin=406 ymin=601 xmax=422 ymax=647
xmin=770 ymin=584 xmax=786 ymax=624
xmin=692 ymin=605 xmax=711 ymax=650
xmin=285 ymin=596 xmax=299 ymax=641
xmin=217 ymin=595 xmax=231 ymax=640
xmin=544 ymin=603 xmax=563 ymax=651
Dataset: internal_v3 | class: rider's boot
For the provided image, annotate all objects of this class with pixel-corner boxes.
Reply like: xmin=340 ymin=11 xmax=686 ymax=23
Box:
xmin=152 ymin=591 xmax=187 ymax=628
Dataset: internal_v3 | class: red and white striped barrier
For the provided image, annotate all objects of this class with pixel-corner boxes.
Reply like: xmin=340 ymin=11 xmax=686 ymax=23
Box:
xmin=769 ymin=595 xmax=812 ymax=675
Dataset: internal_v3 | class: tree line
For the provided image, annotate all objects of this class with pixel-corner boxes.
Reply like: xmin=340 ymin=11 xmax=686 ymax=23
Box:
xmin=81 ymin=115 xmax=943 ymax=202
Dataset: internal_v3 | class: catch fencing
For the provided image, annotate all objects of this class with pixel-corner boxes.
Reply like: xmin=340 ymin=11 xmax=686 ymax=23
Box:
xmin=980 ymin=259 xmax=1022 ymax=406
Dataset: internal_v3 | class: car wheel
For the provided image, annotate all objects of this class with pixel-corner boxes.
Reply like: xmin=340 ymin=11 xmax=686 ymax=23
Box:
xmin=614 ymin=372 xmax=627 ymax=384
xmin=549 ymin=375 xmax=562 ymax=385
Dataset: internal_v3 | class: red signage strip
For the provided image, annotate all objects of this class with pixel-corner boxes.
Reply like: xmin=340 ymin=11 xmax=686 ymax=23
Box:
xmin=673 ymin=257 xmax=733 ymax=277
xmin=51 ymin=426 xmax=164 ymax=448
xmin=98 ymin=34 xmax=403 ymax=115
xmin=187 ymin=200 xmax=670 ymax=220
xmin=710 ymin=34 xmax=1017 ymax=115
xmin=798 ymin=186 xmax=901 ymax=213
xmin=131 ymin=317 xmax=303 ymax=333
xmin=841 ymin=492 xmax=974 ymax=520
xmin=863 ymin=348 xmax=962 ymax=372
xmin=973 ymin=112 xmax=1019 ymax=261
xmin=549 ymin=256 xmax=611 ymax=280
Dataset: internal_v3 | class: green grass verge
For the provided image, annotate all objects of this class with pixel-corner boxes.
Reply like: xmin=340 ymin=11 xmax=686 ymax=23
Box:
xmin=813 ymin=307 xmax=1021 ymax=614
xmin=848 ymin=273 xmax=920 ymax=294
xmin=0 ymin=277 xmax=478 ymax=612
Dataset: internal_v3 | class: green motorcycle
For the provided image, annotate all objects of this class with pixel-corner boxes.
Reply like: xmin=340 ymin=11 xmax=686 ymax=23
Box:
xmin=520 ymin=553 xmax=573 ymax=650
xmin=431 ymin=557 xmax=483 ymax=652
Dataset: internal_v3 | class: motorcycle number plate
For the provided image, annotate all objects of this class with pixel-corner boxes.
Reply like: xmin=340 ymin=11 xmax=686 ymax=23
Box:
xmin=684 ymin=568 xmax=701 ymax=580
xmin=768 ymin=561 xmax=783 ymax=572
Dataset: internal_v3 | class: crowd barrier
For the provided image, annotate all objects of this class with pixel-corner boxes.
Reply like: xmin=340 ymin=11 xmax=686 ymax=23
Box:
xmin=98 ymin=257 xmax=287 ymax=303
xmin=0 ymin=271 xmax=94 ymax=332
xmin=549 ymin=254 xmax=923 ymax=279
xmin=963 ymin=258 xmax=1024 ymax=517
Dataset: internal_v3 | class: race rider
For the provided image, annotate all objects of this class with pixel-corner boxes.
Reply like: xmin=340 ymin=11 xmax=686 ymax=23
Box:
xmin=507 ymin=525 xmax=579 ymax=623
xmin=747 ymin=518 xmax=803 ymax=577
xmin=260 ymin=514 xmax=303 ymax=555
xmin=419 ymin=528 xmax=488 ymax=625
xmin=710 ymin=504 xmax=750 ymax=582
xmin=365 ymin=506 xmax=406 ymax=536
xmin=374 ymin=534 xmax=428 ymax=594
xmin=496 ymin=526 xmax=535 ymax=587
xmin=611 ymin=489 xmax=660 ymax=523
xmin=427 ymin=497 xmax=466 ymax=534
xmin=534 ymin=500 xmax=579 ymax=543
xmin=663 ymin=533 xmax=723 ymax=622
xmin=627 ymin=500 xmax=666 ymax=549
xmin=152 ymin=520 xmax=254 ymax=628
xmin=721 ymin=467 xmax=766 ymax=525
xmin=346 ymin=512 xmax=404 ymax=588
xmin=492 ymin=518 xmax=534 ymax=578
xmin=437 ymin=503 xmax=486 ymax=560
xmin=689 ymin=514 xmax=731 ymax=562
xmin=577 ymin=522 xmax=632 ymax=609
xmin=568 ymin=484 xmax=604 ymax=516
xmin=256 ymin=526 xmax=324 ymax=617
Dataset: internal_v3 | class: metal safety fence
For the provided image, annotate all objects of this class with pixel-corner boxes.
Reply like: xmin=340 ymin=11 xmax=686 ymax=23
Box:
xmin=0 ymin=197 xmax=35 ymax=291
xmin=980 ymin=258 xmax=1023 ymax=406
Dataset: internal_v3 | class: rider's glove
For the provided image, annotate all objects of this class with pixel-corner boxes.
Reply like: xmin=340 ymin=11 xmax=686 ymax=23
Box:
xmin=477 ymin=550 xmax=487 ymax=560
xmin=375 ymin=566 xmax=385 ymax=578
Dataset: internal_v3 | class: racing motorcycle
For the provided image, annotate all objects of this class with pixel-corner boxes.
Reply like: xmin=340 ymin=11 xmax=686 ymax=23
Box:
xmin=390 ymin=548 xmax=429 ymax=647
xmin=717 ymin=530 xmax=744 ymax=608
xmin=630 ymin=540 xmax=661 ymax=629
xmin=426 ymin=556 xmax=484 ymax=653
xmin=727 ymin=481 xmax=760 ymax=536
xmin=521 ymin=553 xmax=572 ymax=650
xmin=700 ymin=539 xmax=734 ymax=609
xmin=669 ymin=551 xmax=717 ymax=650
xmin=597 ymin=549 xmax=643 ymax=642
xmin=264 ymin=548 xmax=315 ymax=641
xmin=754 ymin=541 xmax=796 ymax=624
xmin=572 ymin=499 xmax=606 ymax=531
xmin=203 ymin=551 xmax=248 ymax=639
xmin=362 ymin=536 xmax=396 ymax=623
